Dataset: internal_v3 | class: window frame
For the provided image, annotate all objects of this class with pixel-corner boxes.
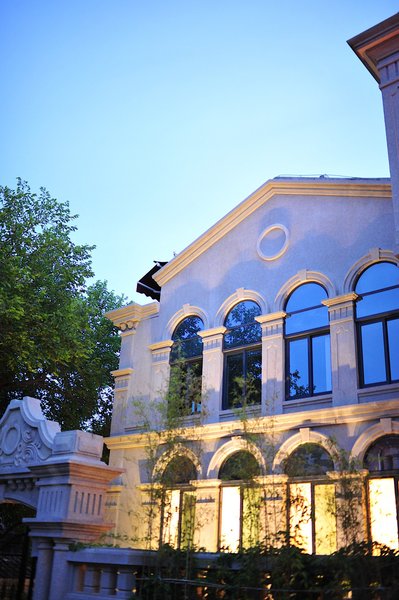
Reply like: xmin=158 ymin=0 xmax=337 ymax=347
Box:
xmin=355 ymin=269 xmax=399 ymax=387
xmin=284 ymin=284 xmax=331 ymax=401
xmin=222 ymin=301 xmax=262 ymax=410
xmin=170 ymin=316 xmax=204 ymax=414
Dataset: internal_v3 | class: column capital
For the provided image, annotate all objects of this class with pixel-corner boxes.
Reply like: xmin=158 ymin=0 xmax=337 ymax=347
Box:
xmin=148 ymin=340 xmax=173 ymax=363
xmin=323 ymin=293 xmax=358 ymax=323
xmin=198 ymin=327 xmax=226 ymax=352
xmin=256 ymin=312 xmax=286 ymax=338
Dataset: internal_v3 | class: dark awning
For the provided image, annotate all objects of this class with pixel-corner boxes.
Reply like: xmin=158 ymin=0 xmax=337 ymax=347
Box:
xmin=136 ymin=261 xmax=167 ymax=300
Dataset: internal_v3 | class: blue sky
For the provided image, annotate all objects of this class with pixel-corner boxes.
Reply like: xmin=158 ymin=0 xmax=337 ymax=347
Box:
xmin=1 ymin=1 xmax=397 ymax=302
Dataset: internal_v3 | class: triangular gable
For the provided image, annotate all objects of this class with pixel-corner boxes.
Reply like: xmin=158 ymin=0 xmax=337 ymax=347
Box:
xmin=153 ymin=177 xmax=391 ymax=287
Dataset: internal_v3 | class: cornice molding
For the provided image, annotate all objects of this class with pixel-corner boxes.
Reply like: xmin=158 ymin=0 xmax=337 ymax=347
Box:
xmin=105 ymin=302 xmax=159 ymax=329
xmin=153 ymin=179 xmax=391 ymax=287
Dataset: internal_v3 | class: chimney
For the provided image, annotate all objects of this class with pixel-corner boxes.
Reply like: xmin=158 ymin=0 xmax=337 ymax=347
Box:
xmin=348 ymin=13 xmax=399 ymax=247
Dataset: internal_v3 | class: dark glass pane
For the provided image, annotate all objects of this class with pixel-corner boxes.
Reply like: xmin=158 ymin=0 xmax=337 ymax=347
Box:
xmin=224 ymin=301 xmax=261 ymax=328
xmin=364 ymin=435 xmax=399 ymax=472
xmin=357 ymin=287 xmax=399 ymax=318
xmin=225 ymin=353 xmax=244 ymax=408
xmin=246 ymin=349 xmax=262 ymax=405
xmin=171 ymin=336 xmax=203 ymax=361
xmin=312 ymin=334 xmax=331 ymax=394
xmin=224 ymin=322 xmax=261 ymax=349
xmin=288 ymin=338 xmax=309 ymax=398
xmin=172 ymin=316 xmax=204 ymax=340
xmin=286 ymin=283 xmax=328 ymax=313
xmin=286 ymin=305 xmax=329 ymax=335
xmin=167 ymin=359 xmax=202 ymax=415
xmin=361 ymin=322 xmax=386 ymax=384
xmin=388 ymin=319 xmax=399 ymax=381
xmin=162 ymin=456 xmax=197 ymax=484
xmin=171 ymin=316 xmax=204 ymax=361
xmin=220 ymin=451 xmax=260 ymax=480
xmin=284 ymin=443 xmax=334 ymax=477
xmin=355 ymin=262 xmax=399 ymax=295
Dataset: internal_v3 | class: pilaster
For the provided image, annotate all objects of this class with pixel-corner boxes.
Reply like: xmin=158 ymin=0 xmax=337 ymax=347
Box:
xmin=256 ymin=312 xmax=286 ymax=416
xmin=198 ymin=327 xmax=226 ymax=423
xmin=323 ymin=294 xmax=358 ymax=406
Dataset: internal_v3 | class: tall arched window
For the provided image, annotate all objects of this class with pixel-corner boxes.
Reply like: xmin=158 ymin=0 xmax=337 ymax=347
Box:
xmin=170 ymin=316 xmax=204 ymax=414
xmin=284 ymin=443 xmax=336 ymax=554
xmin=285 ymin=283 xmax=331 ymax=400
xmin=219 ymin=451 xmax=261 ymax=551
xmin=161 ymin=456 xmax=197 ymax=549
xmin=364 ymin=435 xmax=399 ymax=550
xmin=223 ymin=301 xmax=262 ymax=409
xmin=355 ymin=262 xmax=399 ymax=387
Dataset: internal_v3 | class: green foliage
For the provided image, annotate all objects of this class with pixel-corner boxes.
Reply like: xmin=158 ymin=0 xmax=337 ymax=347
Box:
xmin=0 ymin=179 xmax=125 ymax=433
xmin=135 ymin=543 xmax=399 ymax=599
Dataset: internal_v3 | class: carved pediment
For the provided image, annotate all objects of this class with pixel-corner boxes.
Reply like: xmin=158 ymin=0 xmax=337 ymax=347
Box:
xmin=0 ymin=397 xmax=60 ymax=471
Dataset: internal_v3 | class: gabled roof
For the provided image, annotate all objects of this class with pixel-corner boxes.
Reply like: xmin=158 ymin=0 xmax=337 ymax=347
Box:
xmin=153 ymin=176 xmax=391 ymax=287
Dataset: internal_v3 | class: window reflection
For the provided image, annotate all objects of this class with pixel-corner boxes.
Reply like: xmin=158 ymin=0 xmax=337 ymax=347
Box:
xmin=356 ymin=262 xmax=399 ymax=386
xmin=170 ymin=316 xmax=204 ymax=414
xmin=161 ymin=456 xmax=197 ymax=549
xmin=285 ymin=283 xmax=331 ymax=399
xmin=219 ymin=451 xmax=261 ymax=551
xmin=223 ymin=301 xmax=262 ymax=409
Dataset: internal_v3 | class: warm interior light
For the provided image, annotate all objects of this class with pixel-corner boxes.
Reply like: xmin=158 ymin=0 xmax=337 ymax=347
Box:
xmin=369 ymin=478 xmax=399 ymax=550
xmin=314 ymin=484 xmax=336 ymax=554
xmin=220 ymin=486 xmax=241 ymax=552
xmin=163 ymin=489 xmax=180 ymax=547
xmin=290 ymin=483 xmax=312 ymax=554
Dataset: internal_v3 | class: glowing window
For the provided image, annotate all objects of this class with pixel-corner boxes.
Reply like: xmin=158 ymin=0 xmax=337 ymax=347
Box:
xmin=161 ymin=456 xmax=197 ymax=549
xmin=285 ymin=283 xmax=331 ymax=399
xmin=355 ymin=262 xmax=399 ymax=386
xmin=219 ymin=451 xmax=261 ymax=551
xmin=285 ymin=444 xmax=336 ymax=555
xmin=364 ymin=435 xmax=399 ymax=551
xmin=170 ymin=316 xmax=204 ymax=414
xmin=223 ymin=301 xmax=262 ymax=409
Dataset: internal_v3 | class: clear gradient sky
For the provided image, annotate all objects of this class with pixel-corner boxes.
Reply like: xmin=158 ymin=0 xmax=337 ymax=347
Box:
xmin=1 ymin=1 xmax=397 ymax=303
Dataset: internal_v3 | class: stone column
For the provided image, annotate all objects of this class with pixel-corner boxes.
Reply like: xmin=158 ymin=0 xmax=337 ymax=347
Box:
xmin=348 ymin=14 xmax=399 ymax=246
xmin=48 ymin=540 xmax=70 ymax=600
xmin=323 ymin=294 xmax=358 ymax=406
xmin=32 ymin=539 xmax=53 ymax=600
xmin=148 ymin=340 xmax=173 ymax=425
xmin=192 ymin=479 xmax=222 ymax=552
xmin=198 ymin=327 xmax=226 ymax=423
xmin=110 ymin=367 xmax=134 ymax=435
xmin=256 ymin=312 xmax=286 ymax=416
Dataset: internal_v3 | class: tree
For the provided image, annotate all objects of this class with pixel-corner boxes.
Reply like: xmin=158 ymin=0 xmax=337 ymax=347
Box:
xmin=0 ymin=179 xmax=125 ymax=433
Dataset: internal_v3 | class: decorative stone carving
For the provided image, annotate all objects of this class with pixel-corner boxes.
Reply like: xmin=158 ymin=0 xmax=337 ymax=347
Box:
xmin=0 ymin=397 xmax=59 ymax=470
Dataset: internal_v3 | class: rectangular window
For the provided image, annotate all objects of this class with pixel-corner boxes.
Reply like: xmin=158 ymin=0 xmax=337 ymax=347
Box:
xmin=368 ymin=478 xmax=398 ymax=550
xmin=290 ymin=482 xmax=312 ymax=554
xmin=312 ymin=334 xmax=332 ymax=394
xmin=242 ymin=487 xmax=261 ymax=549
xmin=220 ymin=486 xmax=241 ymax=552
xmin=288 ymin=339 xmax=309 ymax=398
xmin=387 ymin=318 xmax=399 ymax=381
xmin=314 ymin=484 xmax=336 ymax=554
xmin=224 ymin=348 xmax=261 ymax=408
xmin=361 ymin=322 xmax=386 ymax=384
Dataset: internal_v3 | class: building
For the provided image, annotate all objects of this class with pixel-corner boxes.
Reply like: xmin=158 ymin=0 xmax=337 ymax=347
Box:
xmin=1 ymin=11 xmax=399 ymax=600
xmin=104 ymin=12 xmax=399 ymax=556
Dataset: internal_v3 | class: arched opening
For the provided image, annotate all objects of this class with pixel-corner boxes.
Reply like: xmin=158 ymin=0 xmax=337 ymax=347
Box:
xmin=364 ymin=435 xmax=399 ymax=550
xmin=0 ymin=502 xmax=36 ymax=600
xmin=283 ymin=443 xmax=336 ymax=555
xmin=160 ymin=456 xmax=197 ymax=550
xmin=218 ymin=450 xmax=261 ymax=552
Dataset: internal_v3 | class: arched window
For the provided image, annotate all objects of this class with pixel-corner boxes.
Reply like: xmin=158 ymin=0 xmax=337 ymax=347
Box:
xmin=364 ymin=435 xmax=399 ymax=550
xmin=161 ymin=456 xmax=197 ymax=549
xmin=219 ymin=451 xmax=261 ymax=551
xmin=355 ymin=262 xmax=399 ymax=387
xmin=285 ymin=283 xmax=331 ymax=399
xmin=170 ymin=316 xmax=204 ymax=414
xmin=223 ymin=301 xmax=262 ymax=409
xmin=284 ymin=443 xmax=336 ymax=554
